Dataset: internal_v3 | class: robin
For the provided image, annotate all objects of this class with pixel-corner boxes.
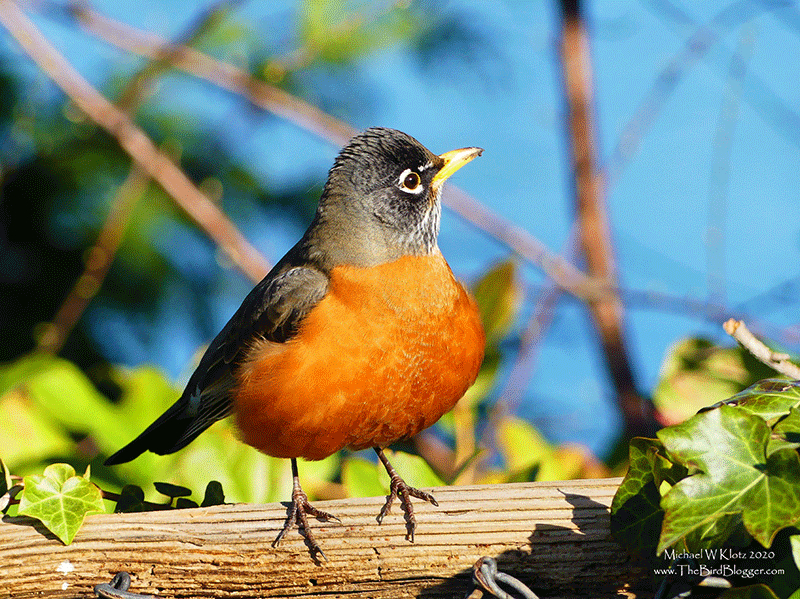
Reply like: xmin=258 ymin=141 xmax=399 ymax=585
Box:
xmin=105 ymin=127 xmax=485 ymax=558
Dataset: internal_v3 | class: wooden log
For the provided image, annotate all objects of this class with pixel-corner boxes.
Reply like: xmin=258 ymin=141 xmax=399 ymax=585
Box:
xmin=0 ymin=478 xmax=649 ymax=598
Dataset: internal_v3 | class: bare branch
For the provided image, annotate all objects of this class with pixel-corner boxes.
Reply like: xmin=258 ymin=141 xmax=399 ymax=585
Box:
xmin=444 ymin=186 xmax=597 ymax=298
xmin=115 ymin=0 xmax=245 ymax=112
xmin=707 ymin=26 xmax=757 ymax=306
xmin=0 ymin=0 xmax=269 ymax=284
xmin=492 ymin=224 xmax=579 ymax=421
xmin=558 ymin=0 xmax=654 ymax=437
xmin=66 ymin=0 xmax=355 ymax=146
xmin=723 ymin=319 xmax=800 ymax=380
xmin=37 ymin=2 xmax=250 ymax=354
xmin=54 ymin=1 xmax=607 ymax=302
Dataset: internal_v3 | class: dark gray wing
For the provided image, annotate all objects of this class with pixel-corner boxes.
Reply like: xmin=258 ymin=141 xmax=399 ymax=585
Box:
xmin=104 ymin=264 xmax=329 ymax=465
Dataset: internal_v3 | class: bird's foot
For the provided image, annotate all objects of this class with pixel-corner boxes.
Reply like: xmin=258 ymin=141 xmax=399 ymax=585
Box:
xmin=375 ymin=448 xmax=438 ymax=542
xmin=273 ymin=468 xmax=340 ymax=561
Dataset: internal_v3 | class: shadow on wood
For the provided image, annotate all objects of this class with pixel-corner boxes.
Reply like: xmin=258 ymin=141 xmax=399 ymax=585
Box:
xmin=1 ymin=478 xmax=650 ymax=598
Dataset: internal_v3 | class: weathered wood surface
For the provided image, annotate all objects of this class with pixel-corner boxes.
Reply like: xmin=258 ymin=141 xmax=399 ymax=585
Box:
xmin=1 ymin=478 xmax=649 ymax=598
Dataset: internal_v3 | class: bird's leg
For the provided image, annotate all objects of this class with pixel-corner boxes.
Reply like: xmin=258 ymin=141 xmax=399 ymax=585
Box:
xmin=374 ymin=447 xmax=438 ymax=542
xmin=273 ymin=458 xmax=340 ymax=560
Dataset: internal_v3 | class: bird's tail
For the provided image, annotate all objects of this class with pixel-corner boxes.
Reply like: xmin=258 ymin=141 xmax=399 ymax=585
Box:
xmin=104 ymin=378 xmax=235 ymax=466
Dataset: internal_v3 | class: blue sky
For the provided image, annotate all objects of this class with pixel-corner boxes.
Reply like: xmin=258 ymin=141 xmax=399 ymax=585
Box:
xmin=3 ymin=0 xmax=800 ymax=456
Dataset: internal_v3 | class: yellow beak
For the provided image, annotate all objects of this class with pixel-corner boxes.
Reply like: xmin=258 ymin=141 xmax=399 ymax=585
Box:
xmin=431 ymin=146 xmax=483 ymax=189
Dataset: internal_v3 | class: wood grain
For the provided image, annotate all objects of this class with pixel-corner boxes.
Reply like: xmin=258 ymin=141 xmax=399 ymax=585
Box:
xmin=0 ymin=478 xmax=649 ymax=598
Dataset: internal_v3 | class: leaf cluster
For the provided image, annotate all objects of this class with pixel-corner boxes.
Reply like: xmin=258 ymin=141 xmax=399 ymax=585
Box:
xmin=612 ymin=379 xmax=800 ymax=597
xmin=0 ymin=459 xmax=225 ymax=544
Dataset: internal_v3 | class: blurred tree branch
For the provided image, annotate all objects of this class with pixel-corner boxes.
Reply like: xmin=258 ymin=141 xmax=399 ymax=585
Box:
xmin=493 ymin=225 xmax=580 ymax=420
xmin=0 ymin=0 xmax=270 ymax=287
xmin=115 ymin=0 xmax=245 ymax=112
xmin=708 ymin=26 xmax=756 ymax=307
xmin=558 ymin=0 xmax=656 ymax=438
xmin=36 ymin=1 xmax=246 ymax=355
xmin=645 ymin=0 xmax=800 ymax=151
xmin=63 ymin=0 xmax=355 ymax=146
xmin=53 ymin=0 xmax=605 ymax=302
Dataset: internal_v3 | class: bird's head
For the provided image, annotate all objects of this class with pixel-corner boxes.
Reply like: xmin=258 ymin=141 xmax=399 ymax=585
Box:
xmin=312 ymin=127 xmax=482 ymax=267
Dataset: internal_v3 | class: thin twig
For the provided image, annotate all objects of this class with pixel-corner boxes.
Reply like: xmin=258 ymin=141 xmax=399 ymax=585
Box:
xmin=723 ymin=319 xmax=800 ymax=379
xmin=64 ymin=0 xmax=355 ymax=145
xmin=115 ymin=0 xmax=245 ymax=112
xmin=0 ymin=0 xmax=270 ymax=284
xmin=603 ymin=10 xmax=716 ymax=193
xmin=444 ymin=186 xmax=596 ymax=298
xmin=477 ymin=224 xmax=581 ymax=467
xmin=733 ymin=272 xmax=800 ymax=318
xmin=558 ymin=0 xmax=653 ymax=437
xmin=518 ymin=280 xmax=793 ymax=351
xmin=645 ymin=0 xmax=800 ymax=151
xmin=37 ymin=166 xmax=148 ymax=354
xmin=707 ymin=25 xmax=757 ymax=307
xmin=494 ymin=224 xmax=579 ymax=417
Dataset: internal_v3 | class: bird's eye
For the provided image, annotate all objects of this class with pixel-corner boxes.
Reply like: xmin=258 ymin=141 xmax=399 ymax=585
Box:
xmin=399 ymin=169 xmax=422 ymax=193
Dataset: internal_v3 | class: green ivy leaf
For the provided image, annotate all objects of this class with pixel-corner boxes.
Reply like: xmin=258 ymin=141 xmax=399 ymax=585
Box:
xmin=706 ymin=379 xmax=800 ymax=425
xmin=611 ymin=438 xmax=660 ymax=510
xmin=0 ymin=458 xmax=11 ymax=497
xmin=298 ymin=453 xmax=340 ymax=498
xmin=495 ymin=415 xmax=545 ymax=476
xmin=384 ymin=451 xmax=444 ymax=490
xmin=768 ymin=408 xmax=800 ymax=457
xmin=170 ymin=420 xmax=286 ymax=504
xmin=23 ymin=357 xmax=123 ymax=440
xmin=342 ymin=451 xmax=443 ymax=499
xmin=114 ymin=485 xmax=148 ymax=513
xmin=718 ymin=584 xmax=781 ymax=599
xmin=18 ymin=463 xmax=105 ymax=544
xmin=471 ymin=260 xmax=522 ymax=347
xmin=650 ymin=443 xmax=689 ymax=490
xmin=791 ymin=534 xmax=800 ymax=573
xmin=201 ymin=481 xmax=225 ymax=507
xmin=0 ymin=387 xmax=73 ymax=465
xmin=0 ymin=352 xmax=60 ymax=395
xmin=652 ymin=338 xmax=760 ymax=424
xmin=610 ymin=438 xmax=665 ymax=557
xmin=153 ymin=482 xmax=192 ymax=498
xmin=657 ymin=405 xmax=800 ymax=553
xmin=761 ymin=529 xmax=800 ymax=598
xmin=494 ymin=416 xmax=576 ymax=481
xmin=0 ymin=458 xmax=17 ymax=512
xmin=678 ymin=512 xmax=746 ymax=554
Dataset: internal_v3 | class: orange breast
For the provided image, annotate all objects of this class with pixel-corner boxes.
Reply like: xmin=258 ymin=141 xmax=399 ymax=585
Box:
xmin=233 ymin=251 xmax=485 ymax=460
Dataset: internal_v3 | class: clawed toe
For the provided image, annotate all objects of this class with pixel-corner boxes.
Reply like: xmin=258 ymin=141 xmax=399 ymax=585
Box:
xmin=375 ymin=448 xmax=438 ymax=542
xmin=274 ymin=459 xmax=340 ymax=560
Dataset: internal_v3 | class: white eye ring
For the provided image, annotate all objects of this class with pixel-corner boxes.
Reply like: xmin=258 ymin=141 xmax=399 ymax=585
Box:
xmin=398 ymin=168 xmax=423 ymax=194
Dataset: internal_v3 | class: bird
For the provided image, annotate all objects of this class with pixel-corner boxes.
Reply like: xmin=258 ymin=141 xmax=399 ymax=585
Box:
xmin=105 ymin=127 xmax=485 ymax=559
